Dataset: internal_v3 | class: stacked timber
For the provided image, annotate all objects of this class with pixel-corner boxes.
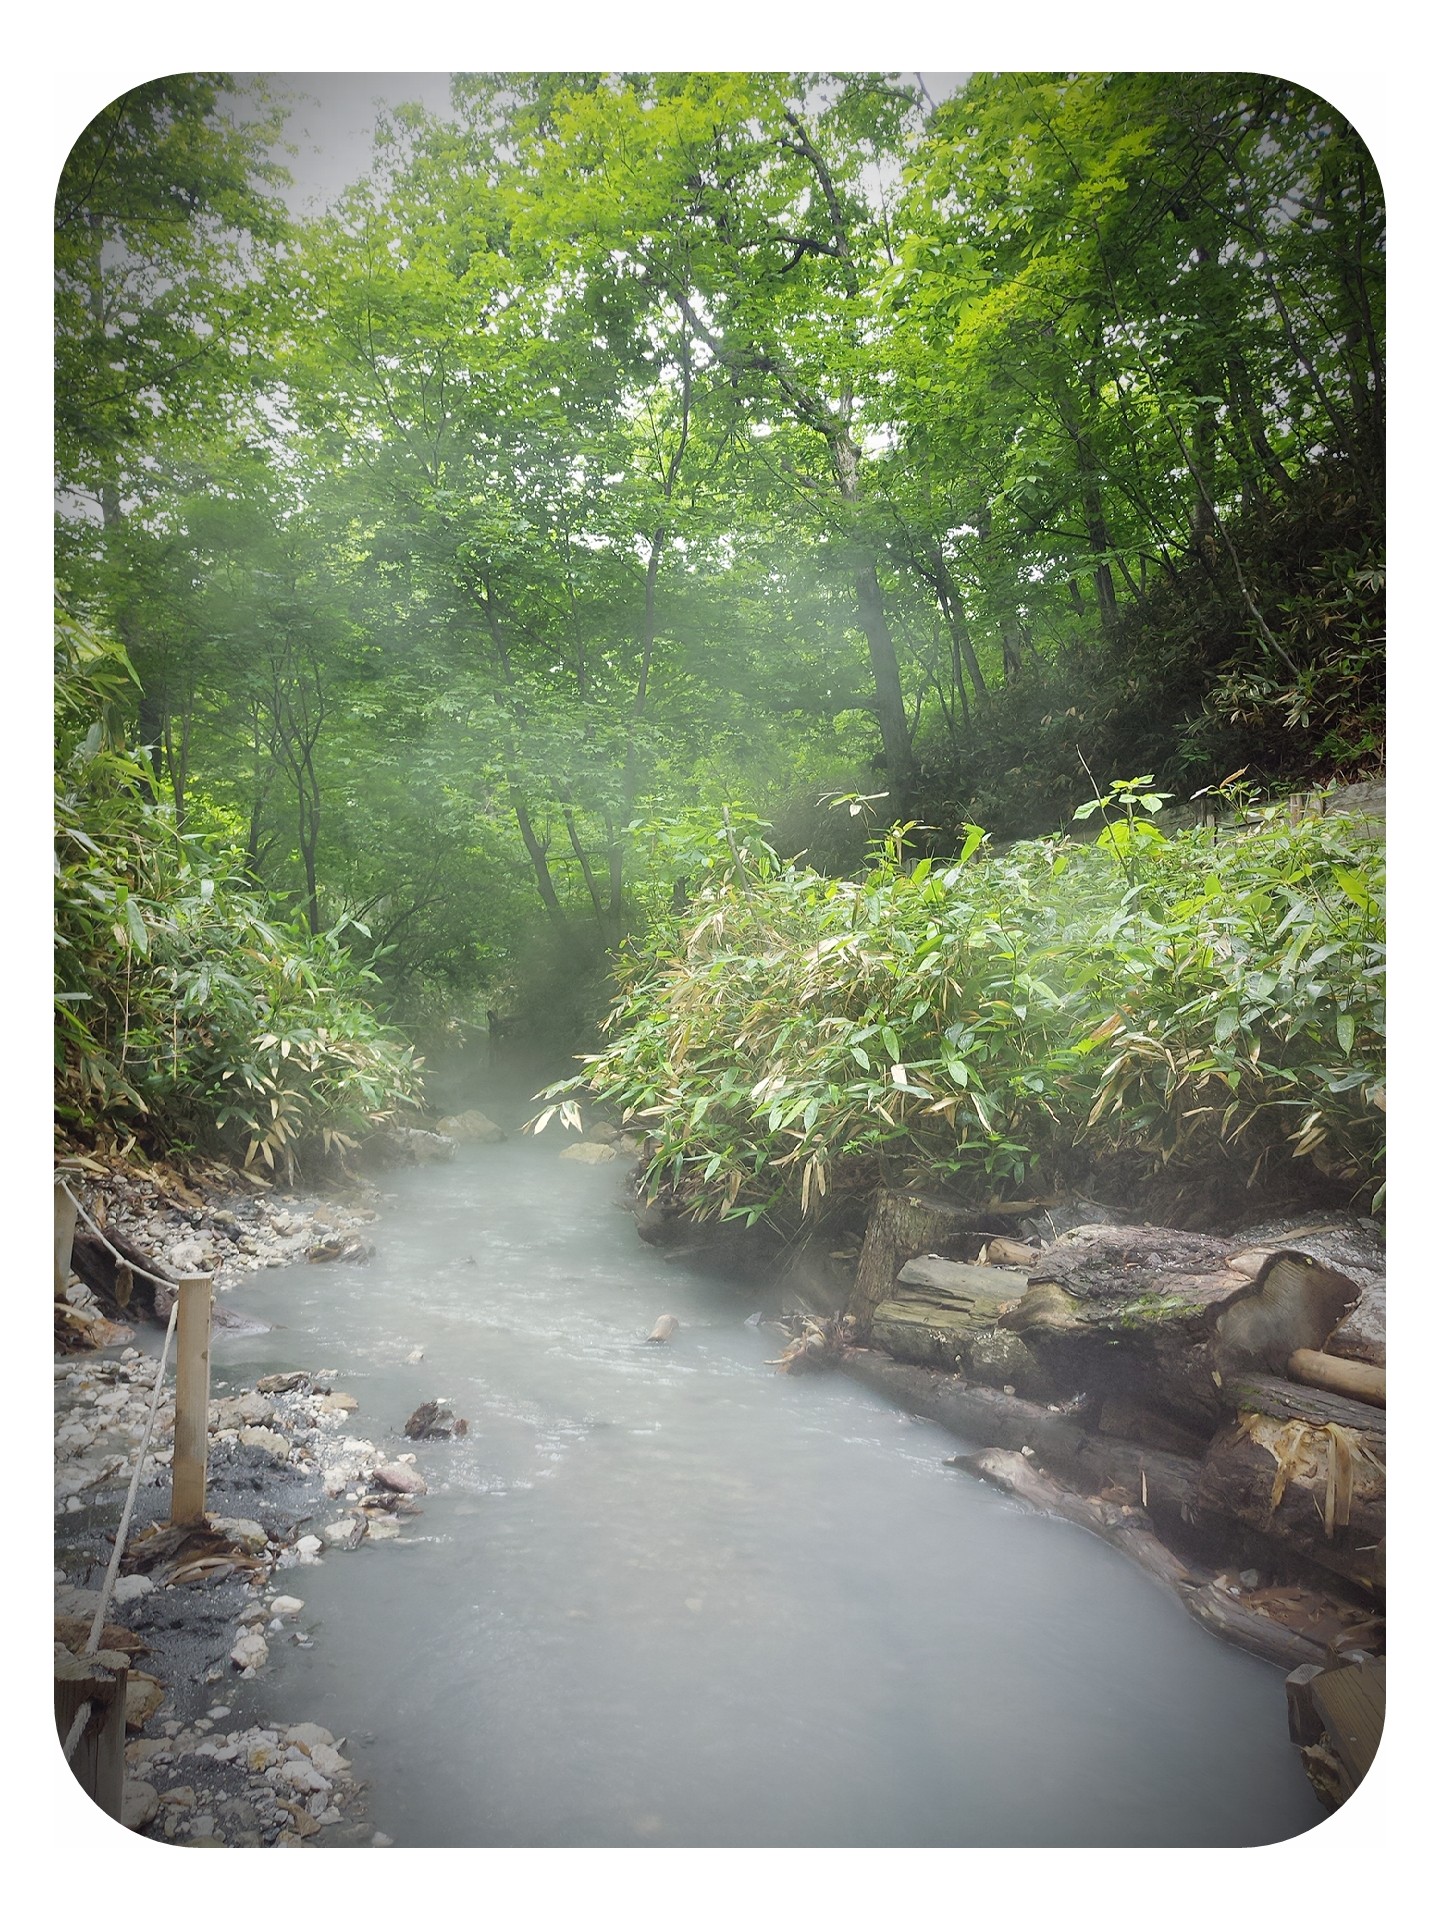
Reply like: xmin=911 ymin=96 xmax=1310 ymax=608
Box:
xmin=1199 ymin=1373 xmax=1386 ymax=1594
xmin=840 ymin=1195 xmax=1386 ymax=1613
xmin=1005 ymin=1225 xmax=1362 ymax=1431
xmin=869 ymin=1256 xmax=1031 ymax=1374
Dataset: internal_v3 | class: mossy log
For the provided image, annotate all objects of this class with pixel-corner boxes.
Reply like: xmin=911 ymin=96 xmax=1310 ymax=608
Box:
xmin=1197 ymin=1374 xmax=1385 ymax=1595
xmin=1005 ymin=1226 xmax=1361 ymax=1432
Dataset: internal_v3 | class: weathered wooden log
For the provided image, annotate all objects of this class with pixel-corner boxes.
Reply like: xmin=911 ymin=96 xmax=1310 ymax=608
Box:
xmin=1005 ymin=1226 xmax=1361 ymax=1431
xmin=1219 ymin=1372 xmax=1384 ymax=1440
xmin=1287 ymin=1348 xmax=1385 ymax=1407
xmin=1229 ymin=1210 xmax=1385 ymax=1366
xmin=1196 ymin=1376 xmax=1385 ymax=1595
xmin=69 ymin=1227 xmax=177 ymax=1322
xmin=847 ymin=1190 xmax=980 ymax=1332
xmin=839 ymin=1349 xmax=1203 ymax=1531
xmin=954 ymin=1449 xmax=1347 ymax=1669
xmin=869 ymin=1255 xmax=1033 ymax=1372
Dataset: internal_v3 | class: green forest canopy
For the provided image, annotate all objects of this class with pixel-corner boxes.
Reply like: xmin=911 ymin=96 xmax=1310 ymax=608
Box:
xmin=55 ymin=70 xmax=1384 ymax=1059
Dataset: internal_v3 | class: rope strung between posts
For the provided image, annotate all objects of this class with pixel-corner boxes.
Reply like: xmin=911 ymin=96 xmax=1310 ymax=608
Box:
xmin=59 ymin=1178 xmax=183 ymax=1765
xmin=57 ymin=1174 xmax=184 ymax=1296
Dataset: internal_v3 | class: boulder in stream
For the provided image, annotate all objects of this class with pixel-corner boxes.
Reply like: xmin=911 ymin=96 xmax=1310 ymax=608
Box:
xmin=436 ymin=1110 xmax=506 ymax=1144
xmin=560 ymin=1141 xmax=617 ymax=1164
xmin=403 ymin=1400 xmax=467 ymax=1441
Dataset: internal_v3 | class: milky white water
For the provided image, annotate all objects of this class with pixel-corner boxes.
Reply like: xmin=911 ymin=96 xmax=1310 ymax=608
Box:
xmin=223 ymin=1065 xmax=1323 ymax=1849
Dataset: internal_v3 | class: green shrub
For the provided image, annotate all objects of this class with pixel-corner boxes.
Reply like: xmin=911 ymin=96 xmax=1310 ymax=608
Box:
xmin=540 ymin=795 xmax=1384 ymax=1226
xmin=55 ymin=612 xmax=424 ymax=1172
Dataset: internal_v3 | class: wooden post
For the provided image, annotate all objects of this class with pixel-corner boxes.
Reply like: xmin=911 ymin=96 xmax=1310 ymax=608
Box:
xmin=171 ymin=1273 xmax=213 ymax=1526
xmin=55 ymin=1659 xmax=127 ymax=1823
xmin=54 ymin=1181 xmax=78 ymax=1300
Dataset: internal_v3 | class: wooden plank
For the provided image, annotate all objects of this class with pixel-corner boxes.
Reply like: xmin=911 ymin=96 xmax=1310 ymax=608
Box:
xmin=171 ymin=1273 xmax=213 ymax=1526
xmin=54 ymin=1182 xmax=78 ymax=1299
xmin=54 ymin=1664 xmax=126 ymax=1821
xmin=1309 ymin=1659 xmax=1385 ymax=1795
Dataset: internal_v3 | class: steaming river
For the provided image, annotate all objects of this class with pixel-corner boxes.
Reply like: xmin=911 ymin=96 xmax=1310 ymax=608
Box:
xmin=225 ymin=1068 xmax=1323 ymax=1849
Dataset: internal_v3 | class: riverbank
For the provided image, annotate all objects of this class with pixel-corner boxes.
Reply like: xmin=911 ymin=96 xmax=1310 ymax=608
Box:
xmin=54 ymin=1153 xmax=431 ymax=1845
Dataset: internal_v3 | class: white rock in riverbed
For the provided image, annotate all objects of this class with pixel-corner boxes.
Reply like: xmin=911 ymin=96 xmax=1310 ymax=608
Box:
xmin=238 ymin=1425 xmax=290 ymax=1461
xmin=270 ymin=1595 xmax=304 ymax=1617
xmin=111 ymin=1574 xmax=153 ymax=1605
xmin=323 ymin=1515 xmax=368 ymax=1552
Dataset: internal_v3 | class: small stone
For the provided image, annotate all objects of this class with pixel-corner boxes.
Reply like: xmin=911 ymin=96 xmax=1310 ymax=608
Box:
xmin=559 ymin=1141 xmax=616 ymax=1163
xmin=293 ymin=1534 xmax=323 ymax=1557
xmin=404 ymin=1347 xmax=424 ymax=1365
xmin=160 ymin=1787 xmax=197 ymax=1811
xmin=323 ymin=1514 xmax=368 ymax=1552
xmin=257 ymin=1371 xmax=310 ymax=1395
xmin=270 ymin=1595 xmax=305 ymax=1617
xmin=124 ymin=1676 xmax=165 ymax=1729
xmin=212 ymin=1516 xmax=270 ymax=1553
xmin=121 ymin=1780 xmax=159 ymax=1831
xmin=286 ymin=1722 xmax=336 ymax=1750
xmin=110 ymin=1573 xmax=153 ymax=1606
xmin=322 ymin=1393 xmax=359 ymax=1414
xmin=239 ymin=1425 xmax=291 ymax=1462
xmin=373 ymin=1460 xmax=427 ymax=1496
xmin=371 ymin=1831 xmax=394 ymax=1847
xmin=231 ymin=1634 xmax=269 ymax=1671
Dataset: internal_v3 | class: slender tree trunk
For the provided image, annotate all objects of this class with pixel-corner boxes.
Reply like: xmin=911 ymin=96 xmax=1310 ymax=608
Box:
xmin=477 ymin=577 xmax=566 ymax=923
xmin=1056 ymin=382 xmax=1119 ymax=631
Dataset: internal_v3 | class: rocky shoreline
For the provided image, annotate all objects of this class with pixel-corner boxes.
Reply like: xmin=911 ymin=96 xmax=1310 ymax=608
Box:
xmin=54 ymin=1156 xmax=427 ymax=1847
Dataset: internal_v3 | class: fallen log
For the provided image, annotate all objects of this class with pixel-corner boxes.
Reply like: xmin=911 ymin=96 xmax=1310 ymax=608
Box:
xmin=1230 ymin=1210 xmax=1385 ymax=1367
xmin=839 ymin=1349 xmax=1202 ymax=1531
xmin=953 ymin=1448 xmax=1352 ymax=1669
xmin=69 ymin=1227 xmax=177 ymax=1323
xmin=1197 ymin=1375 xmax=1385 ymax=1595
xmin=1005 ymin=1226 xmax=1361 ymax=1430
xmin=1287 ymin=1349 xmax=1385 ymax=1408
xmin=869 ymin=1256 xmax=1033 ymax=1372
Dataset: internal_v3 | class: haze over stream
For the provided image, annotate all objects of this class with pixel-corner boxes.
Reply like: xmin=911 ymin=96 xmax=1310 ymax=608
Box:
xmin=223 ymin=1062 xmax=1322 ymax=1849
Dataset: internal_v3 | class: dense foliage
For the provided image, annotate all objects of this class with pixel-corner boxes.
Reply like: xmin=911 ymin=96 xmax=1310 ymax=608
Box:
xmin=55 ymin=70 xmax=1383 ymax=1050
xmin=541 ymin=796 xmax=1384 ymax=1228
xmin=55 ymin=612 xmax=424 ymax=1171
